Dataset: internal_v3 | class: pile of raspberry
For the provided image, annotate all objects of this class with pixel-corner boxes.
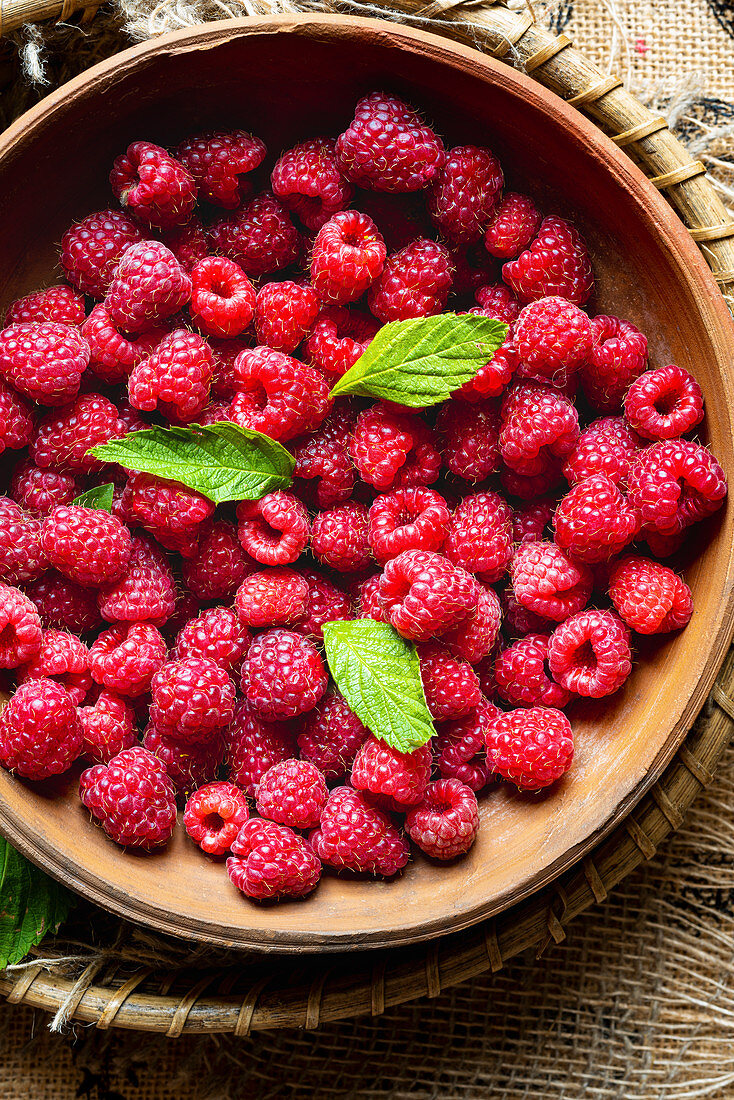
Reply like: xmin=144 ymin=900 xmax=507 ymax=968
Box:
xmin=0 ymin=91 xmax=726 ymax=903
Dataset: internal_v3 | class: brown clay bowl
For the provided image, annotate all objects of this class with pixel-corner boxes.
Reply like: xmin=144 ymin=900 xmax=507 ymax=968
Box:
xmin=0 ymin=16 xmax=733 ymax=953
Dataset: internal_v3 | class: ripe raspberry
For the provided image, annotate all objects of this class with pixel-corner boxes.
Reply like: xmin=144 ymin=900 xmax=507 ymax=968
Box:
xmin=448 ymin=240 xmax=498 ymax=296
xmin=500 ymin=585 xmax=554 ymax=636
xmin=0 ymin=499 xmax=46 ymax=585
xmin=484 ymin=706 xmax=574 ymax=790
xmin=208 ymin=337 xmax=253 ymax=401
xmin=79 ymin=691 xmax=137 ymax=763
xmin=553 ymin=474 xmax=639 ymax=564
xmin=501 ymin=463 xmax=563 ymax=501
xmin=351 ymin=735 xmax=431 ymax=809
xmin=379 ymin=549 xmax=478 ymax=641
xmin=181 ymin=519 xmax=252 ymax=601
xmin=256 ymin=758 xmax=328 ymax=829
xmin=484 ymin=192 xmax=542 ymax=259
xmin=97 ymin=534 xmax=176 ymax=625
xmin=0 ymin=322 xmax=88 ymax=407
xmin=242 ymin=629 xmax=327 ymax=720
xmin=296 ymin=569 xmax=354 ymax=639
xmin=228 ymin=818 xmax=321 ymax=900
xmin=183 ymin=781 xmax=250 ymax=856
xmin=515 ymin=296 xmax=592 ymax=387
xmin=548 ymin=609 xmax=631 ymax=698
xmin=579 ymin=315 xmax=648 ymax=412
xmin=405 ymin=779 xmax=479 ymax=860
xmin=444 ymin=491 xmax=513 ymax=582
xmin=441 ymin=585 xmax=502 ymax=664
xmin=230 ymin=346 xmax=331 ymax=442
xmin=80 ymin=746 xmax=177 ymax=849
xmin=0 ymin=382 xmax=34 ymax=457
xmin=428 ymin=144 xmax=503 ymax=242
xmin=510 ymin=540 xmax=592 ymax=622
xmin=110 ymin=141 xmax=196 ymax=229
xmin=503 ymin=216 xmax=594 ymax=305
xmin=104 ymin=240 xmax=192 ymax=335
xmin=493 ymin=632 xmax=570 ymax=708
xmin=235 ymin=567 xmax=309 ymax=628
xmin=350 ymin=405 xmax=441 ymax=492
xmin=175 ymin=606 xmax=251 ymax=674
xmin=434 ymin=699 xmax=496 ymax=791
xmin=143 ymin=723 xmax=223 ymax=800
xmin=457 ymin=335 xmax=519 ymax=402
xmin=27 ymin=571 xmax=102 ymax=634
xmin=254 ymin=281 xmax=321 ymax=353
xmin=175 ymin=129 xmax=266 ymax=208
xmin=472 ymin=282 xmax=521 ymax=323
xmin=41 ymin=506 xmax=132 ymax=588
xmin=624 ymin=364 xmax=704 ymax=441
xmin=292 ymin=402 xmax=358 ymax=508
xmin=0 ymin=679 xmax=81 ymax=779
xmin=161 ymin=586 xmax=201 ymax=641
xmin=310 ymin=210 xmax=386 ymax=305
xmin=563 ymin=415 xmax=639 ymax=487
xmin=368 ymin=239 xmax=454 ymax=322
xmin=18 ymin=629 xmax=91 ymax=704
xmin=209 ymin=192 xmax=301 ymax=277
xmin=336 ymin=92 xmax=445 ymax=192
xmin=197 ymin=400 xmax=234 ymax=425
xmin=627 ymin=439 xmax=727 ymax=536
xmin=60 ymin=209 xmax=143 ymax=299
xmin=500 ymin=382 xmax=579 ymax=476
xmin=311 ymin=502 xmax=371 ymax=573
xmin=6 ymin=285 xmax=86 ymax=327
xmin=162 ymin=217 xmax=211 ymax=273
xmin=272 ymin=137 xmax=353 ymax=231
xmin=645 ymin=528 xmax=686 ymax=559
xmin=237 ymin=491 xmax=309 ymax=566
xmin=189 ymin=257 xmax=256 ymax=339
xmin=121 ymin=472 xmax=214 ymax=558
xmin=128 ymin=328 xmax=213 ymax=423
xmin=81 ymin=305 xmax=164 ymax=385
xmin=31 ymin=394 xmax=126 ymax=476
xmin=418 ymin=641 xmax=481 ymax=721
xmin=310 ymin=785 xmax=409 ymax=876
xmin=296 ymin=690 xmax=368 ymax=782
xmin=368 ymin=488 xmax=449 ymax=565
xmin=608 ymin=554 xmax=693 ymax=634
xmin=512 ymin=498 xmax=555 ymax=544
xmin=89 ymin=621 xmax=167 ymax=696
xmin=437 ymin=399 xmax=500 ymax=482
xmin=150 ymin=656 xmax=235 ymax=744
xmin=9 ymin=461 xmax=78 ymax=517
xmin=225 ymin=698 xmax=296 ymax=796
xmin=304 ymin=306 xmax=378 ymax=378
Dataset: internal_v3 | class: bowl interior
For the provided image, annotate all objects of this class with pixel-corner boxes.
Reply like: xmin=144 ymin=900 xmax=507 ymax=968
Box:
xmin=0 ymin=17 xmax=733 ymax=952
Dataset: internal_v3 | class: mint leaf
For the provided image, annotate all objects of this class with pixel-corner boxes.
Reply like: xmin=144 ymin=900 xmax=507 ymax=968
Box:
xmin=0 ymin=837 xmax=73 ymax=969
xmin=89 ymin=423 xmax=294 ymax=505
xmin=330 ymin=313 xmax=508 ymax=407
xmin=322 ymin=619 xmax=435 ymax=753
xmin=73 ymin=482 xmax=114 ymax=511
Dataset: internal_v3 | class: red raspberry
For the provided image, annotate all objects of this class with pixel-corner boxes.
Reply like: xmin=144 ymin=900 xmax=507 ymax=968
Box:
xmin=368 ymin=488 xmax=449 ymax=565
xmin=500 ymin=382 xmax=579 ymax=476
xmin=484 ymin=706 xmax=574 ymax=790
xmin=608 ymin=554 xmax=693 ymax=634
xmin=189 ymin=257 xmax=256 ymax=339
xmin=510 ymin=540 xmax=592 ymax=622
xmin=563 ymin=415 xmax=639 ymax=487
xmin=553 ymin=474 xmax=639 ymax=563
xmin=501 ymin=463 xmax=563 ymax=501
xmin=444 ymin=491 xmax=513 ymax=582
xmin=624 ymin=364 xmax=704 ymax=440
xmin=484 ymin=192 xmax=542 ymax=259
xmin=183 ymin=781 xmax=250 ymax=856
xmin=143 ymin=723 xmax=223 ymax=800
xmin=6 ymin=285 xmax=85 ymax=327
xmin=41 ymin=506 xmax=132 ymax=588
xmin=310 ymin=785 xmax=409 ymax=876
xmin=181 ymin=519 xmax=253 ymax=600
xmin=646 ymin=528 xmax=687 ymax=559
xmin=292 ymin=402 xmax=358 ymax=508
xmin=418 ymin=641 xmax=481 ymax=721
xmin=0 ymin=322 xmax=88 ymax=407
xmin=0 ymin=679 xmax=81 ymax=779
xmin=228 ymin=818 xmax=321 ymax=900
xmin=512 ymin=498 xmax=555 ymax=544
xmin=230 ymin=346 xmax=331 ymax=442
xmin=0 ymin=382 xmax=34 ymax=456
xmin=548 ymin=609 xmax=631 ymax=698
xmin=441 ymin=585 xmax=502 ymax=664
xmin=311 ymin=502 xmax=371 ymax=573
xmin=89 ymin=621 xmax=167 ymax=696
xmin=242 ymin=629 xmax=327 ymax=720
xmin=80 ymin=746 xmax=177 ymax=849
xmin=494 ymin=632 xmax=570 ymax=708
xmin=350 ymin=405 xmax=441 ymax=492
xmin=104 ymin=240 xmax=192 ymax=335
xmin=351 ymin=735 xmax=431 ymax=809
xmin=161 ymin=587 xmax=201 ymax=641
xmin=438 ymin=400 xmax=500 ymax=482
xmin=175 ymin=606 xmax=251 ymax=674
xmin=256 ymin=758 xmax=328 ymax=829
xmin=128 ymin=328 xmax=213 ymax=423
xmin=579 ymin=315 xmax=648 ymax=412
xmin=472 ymin=282 xmax=521 ymax=323
xmin=428 ymin=144 xmax=503 ymax=242
xmin=296 ymin=690 xmax=368 ymax=782
xmin=162 ymin=217 xmax=211 ymax=273
xmin=355 ymin=571 xmax=386 ymax=622
xmin=405 ymin=778 xmax=479 ymax=860
xmin=272 ymin=137 xmax=354 ymax=231
xmin=457 ymin=335 xmax=519 ymax=402
xmin=310 ymin=210 xmax=386 ymax=305
xmin=304 ymin=306 xmax=378 ymax=378
xmin=379 ymin=549 xmax=478 ymax=641
xmin=27 ymin=571 xmax=102 ymax=634
xmin=209 ymin=192 xmax=301 ymax=278
xmin=60 ymin=209 xmax=143 ymax=299
xmin=0 ymin=499 xmax=46 ymax=585
xmin=235 ymin=567 xmax=309 ymax=628
xmin=225 ymin=699 xmax=296 ymax=796
xmin=209 ymin=338 xmax=253 ymax=401
xmin=336 ymin=92 xmax=445 ymax=192
xmin=500 ymin=585 xmax=554 ymax=637
xmin=18 ymin=629 xmax=91 ymax=704
xmin=434 ymin=699 xmax=496 ymax=790
xmin=197 ymin=401 xmax=234 ymax=426
xmin=237 ymin=491 xmax=310 ymax=566
xmin=515 ymin=296 xmax=592 ymax=386
xmin=31 ymin=394 xmax=126 ymax=475
xmin=9 ymin=461 xmax=78 ymax=517
xmin=368 ymin=239 xmax=454 ymax=322
xmin=97 ymin=534 xmax=176 ymax=625
xmin=503 ymin=216 xmax=594 ymax=306
xmin=79 ymin=691 xmax=137 ymax=763
xmin=150 ymin=656 xmax=235 ymax=744
xmin=627 ymin=439 xmax=727 ymax=536
xmin=110 ymin=141 xmax=196 ymax=229
xmin=254 ymin=281 xmax=321 ymax=353
xmin=175 ymin=130 xmax=266 ymax=208
xmin=449 ymin=241 xmax=498 ymax=296
xmin=81 ymin=305 xmax=164 ymax=385
xmin=296 ymin=569 xmax=354 ymax=640
xmin=121 ymin=472 xmax=214 ymax=558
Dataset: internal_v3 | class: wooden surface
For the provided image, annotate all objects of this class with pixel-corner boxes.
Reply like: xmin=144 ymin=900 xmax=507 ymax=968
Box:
xmin=0 ymin=17 xmax=733 ymax=953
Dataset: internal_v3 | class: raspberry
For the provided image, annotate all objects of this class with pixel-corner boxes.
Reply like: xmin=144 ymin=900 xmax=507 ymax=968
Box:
xmin=89 ymin=621 xmax=167 ymax=696
xmin=181 ymin=519 xmax=253 ymax=600
xmin=428 ymin=144 xmax=503 ymax=242
xmin=6 ymin=285 xmax=86 ymax=327
xmin=0 ymin=322 xmax=88 ymax=407
xmin=189 ymin=257 xmax=256 ymax=339
xmin=0 ymin=382 xmax=34 ymax=456
xmin=162 ymin=218 xmax=211 ymax=273
xmin=368 ymin=488 xmax=449 ymax=565
xmin=434 ymin=700 xmax=496 ymax=790
xmin=500 ymin=382 xmax=579 ymax=476
xmin=484 ymin=706 xmax=574 ymax=790
xmin=0 ymin=499 xmax=46 ymax=585
xmin=627 ymin=439 xmax=727 ymax=536
xmin=501 ymin=463 xmax=563 ymax=501
xmin=97 ymin=534 xmax=176 ymax=625
xmin=254 ymin=281 xmax=321 ymax=353
xmin=441 ymin=585 xmax=502 ymax=664
xmin=292 ymin=402 xmax=358 ymax=508
xmin=645 ymin=528 xmax=686 ymax=559
xmin=41 ymin=506 xmax=132 ymax=588
xmin=81 ymin=305 xmax=164 ymax=385
xmin=60 ymin=209 xmax=143 ymax=299
xmin=418 ymin=641 xmax=481 ymax=721
xmin=608 ymin=554 xmax=693 ymax=634
xmin=311 ymin=502 xmax=371 ymax=572
xmin=510 ymin=541 xmax=592 ymax=622
xmin=296 ymin=690 xmax=368 ymax=782
xmin=579 ymin=315 xmax=648 ymax=412
xmin=143 ymin=723 xmax=223 ymax=800
xmin=354 ymin=572 xmax=386 ymax=623
xmin=494 ymin=632 xmax=570 ymax=708
xmin=31 ymin=394 xmax=126 ymax=475
xmin=209 ymin=192 xmax=301 ymax=278
xmin=242 ymin=629 xmax=327 ymax=720
xmin=162 ymin=587 xmax=201 ymax=641
xmin=624 ymin=364 xmax=704 ymax=441
xmin=504 ymin=216 xmax=594 ymax=305
xmin=444 ymin=491 xmax=513 ymax=582
xmin=256 ymin=758 xmax=328 ymax=829
xmin=80 ymin=746 xmax=177 ymax=849
xmin=350 ymin=405 xmax=441 ymax=492
xmin=235 ymin=567 xmax=309 ymax=628
xmin=310 ymin=210 xmax=386 ymax=305
xmin=18 ymin=629 xmax=91 ymax=704
xmin=368 ymin=239 xmax=453 ymax=323
xmin=121 ymin=472 xmax=214 ymax=558
xmin=351 ymin=735 xmax=431 ymax=809
xmin=515 ymin=296 xmax=593 ymax=386
xmin=26 ymin=572 xmax=102 ymax=634
xmin=230 ymin=346 xmax=331 ymax=442
xmin=405 ymin=779 xmax=479 ymax=860
xmin=227 ymin=818 xmax=321 ymax=900
xmin=225 ymin=699 xmax=296 ymax=796
xmin=457 ymin=335 xmax=518 ymax=401
xmin=553 ymin=474 xmax=639 ymax=564
xmin=183 ymin=781 xmax=250 ymax=856
xmin=379 ymin=549 xmax=478 ymax=641
xmin=175 ymin=130 xmax=266 ymax=208
xmin=0 ymin=679 xmax=81 ymax=780
xmin=9 ymin=461 xmax=78 ymax=517
xmin=104 ymin=240 xmax=192 ymax=335
xmin=304 ymin=306 xmax=379 ymax=378
xmin=207 ymin=338 xmax=252 ymax=401
xmin=484 ymin=192 xmax=542 ymax=259
xmin=128 ymin=328 xmax=213 ymax=423
xmin=272 ymin=137 xmax=354 ymax=231
xmin=472 ymin=282 xmax=521 ymax=323
xmin=449 ymin=241 xmax=498 ymax=296
xmin=150 ymin=657 xmax=235 ymax=744
xmin=175 ymin=606 xmax=251 ymax=673
xmin=563 ymin=416 xmax=639 ymax=487
xmin=336 ymin=92 xmax=445 ymax=192
xmin=79 ymin=691 xmax=137 ymax=763
xmin=437 ymin=399 xmax=500 ymax=482
xmin=512 ymin=498 xmax=555 ymax=544
xmin=237 ymin=491 xmax=309 ymax=566
xmin=500 ymin=586 xmax=554 ymax=636
xmin=110 ymin=141 xmax=196 ymax=229
xmin=296 ymin=569 xmax=354 ymax=640
xmin=310 ymin=785 xmax=409 ymax=876
xmin=198 ymin=400 xmax=234 ymax=425
xmin=548 ymin=609 xmax=632 ymax=698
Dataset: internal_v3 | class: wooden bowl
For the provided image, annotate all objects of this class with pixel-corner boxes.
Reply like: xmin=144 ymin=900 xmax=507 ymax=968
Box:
xmin=0 ymin=16 xmax=733 ymax=954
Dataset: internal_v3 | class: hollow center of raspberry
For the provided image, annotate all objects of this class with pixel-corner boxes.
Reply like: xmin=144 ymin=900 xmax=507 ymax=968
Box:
xmin=209 ymin=277 xmax=235 ymax=300
xmin=653 ymin=388 xmax=680 ymax=416
xmin=571 ymin=640 xmax=597 ymax=673
xmin=203 ymin=811 xmax=225 ymax=832
xmin=253 ymin=518 xmax=283 ymax=547
xmin=0 ymin=625 xmax=17 ymax=649
xmin=246 ymin=383 xmax=269 ymax=411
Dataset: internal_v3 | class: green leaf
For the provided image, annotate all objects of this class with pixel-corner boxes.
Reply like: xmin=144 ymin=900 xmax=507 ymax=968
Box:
xmin=0 ymin=837 xmax=74 ymax=970
xmin=322 ymin=619 xmax=435 ymax=753
xmin=329 ymin=312 xmax=509 ymax=408
xmin=89 ymin=422 xmax=295 ymax=505
xmin=72 ymin=482 xmax=115 ymax=511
